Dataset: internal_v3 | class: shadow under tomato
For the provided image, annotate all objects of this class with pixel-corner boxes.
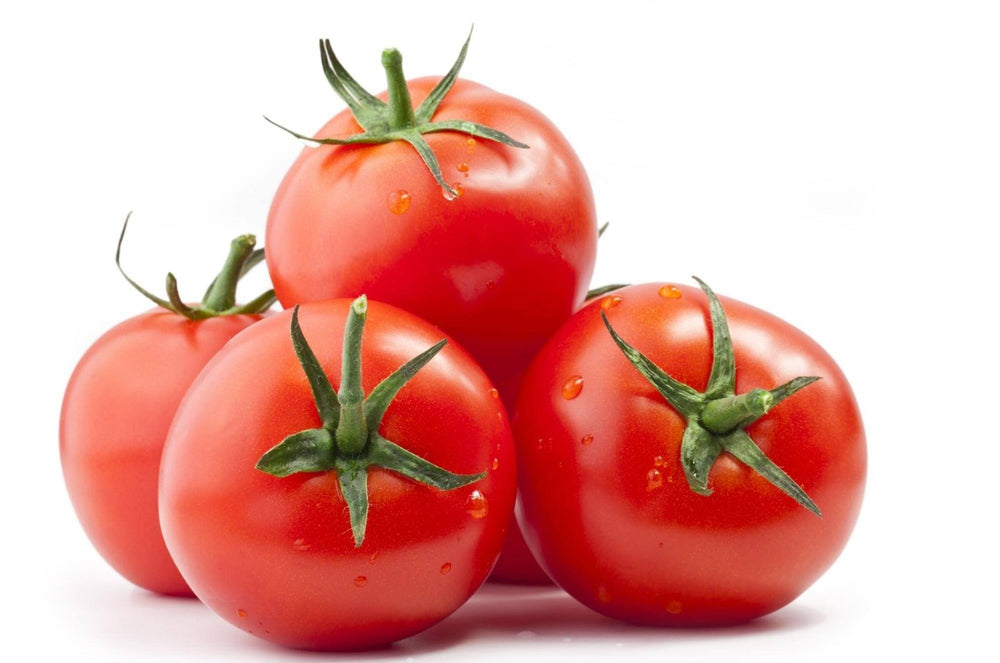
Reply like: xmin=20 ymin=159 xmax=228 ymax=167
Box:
xmin=271 ymin=584 xmax=826 ymax=660
xmin=62 ymin=573 xmax=823 ymax=660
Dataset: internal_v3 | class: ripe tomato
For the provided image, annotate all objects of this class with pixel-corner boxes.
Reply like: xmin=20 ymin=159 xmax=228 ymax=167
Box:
xmin=514 ymin=281 xmax=866 ymax=625
xmin=60 ymin=220 xmax=274 ymax=595
xmin=265 ymin=34 xmax=597 ymax=382
xmin=159 ymin=298 xmax=516 ymax=650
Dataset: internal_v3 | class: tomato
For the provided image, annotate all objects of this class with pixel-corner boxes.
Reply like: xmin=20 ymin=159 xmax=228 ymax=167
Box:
xmin=60 ymin=220 xmax=274 ymax=595
xmin=513 ymin=280 xmax=866 ymax=625
xmin=265 ymin=34 xmax=597 ymax=382
xmin=159 ymin=297 xmax=516 ymax=650
xmin=489 ymin=515 xmax=552 ymax=585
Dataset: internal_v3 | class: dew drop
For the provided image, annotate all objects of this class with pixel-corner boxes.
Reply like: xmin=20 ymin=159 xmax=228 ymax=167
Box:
xmin=653 ymin=455 xmax=664 ymax=467
xmin=457 ymin=162 xmax=470 ymax=173
xmin=492 ymin=457 xmax=499 ymax=470
xmin=581 ymin=434 xmax=594 ymax=446
xmin=369 ymin=552 xmax=379 ymax=565
xmin=442 ymin=182 xmax=465 ymax=201
xmin=292 ymin=538 xmax=311 ymax=552
xmin=658 ymin=284 xmax=682 ymax=299
xmin=497 ymin=411 xmax=503 ymax=422
xmin=440 ymin=562 xmax=452 ymax=575
xmin=465 ymin=490 xmax=488 ymax=518
xmin=601 ymin=295 xmax=623 ymax=310
xmin=237 ymin=609 xmax=247 ymax=619
xmin=647 ymin=468 xmax=664 ymax=491
xmin=561 ymin=375 xmax=584 ymax=400
xmin=596 ymin=585 xmax=612 ymax=603
xmin=666 ymin=600 xmax=683 ymax=614
xmin=387 ymin=190 xmax=411 ymax=215
xmin=466 ymin=137 xmax=476 ymax=154
xmin=489 ymin=387 xmax=499 ymax=399
xmin=354 ymin=575 xmax=368 ymax=588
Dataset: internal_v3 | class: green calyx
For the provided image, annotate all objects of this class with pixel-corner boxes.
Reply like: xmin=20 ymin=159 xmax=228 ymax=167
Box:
xmin=115 ymin=213 xmax=276 ymax=320
xmin=265 ymin=28 xmax=529 ymax=197
xmin=255 ymin=296 xmax=485 ymax=547
xmin=601 ymin=278 xmax=823 ymax=517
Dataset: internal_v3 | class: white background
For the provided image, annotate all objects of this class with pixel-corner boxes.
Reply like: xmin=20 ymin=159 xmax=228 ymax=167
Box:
xmin=2 ymin=1 xmax=997 ymax=660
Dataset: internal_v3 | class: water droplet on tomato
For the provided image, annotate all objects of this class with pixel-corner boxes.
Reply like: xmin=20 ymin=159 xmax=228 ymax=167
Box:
xmin=497 ymin=411 xmax=503 ymax=422
xmin=489 ymin=387 xmax=499 ymax=399
xmin=647 ymin=468 xmax=664 ymax=491
xmin=440 ymin=562 xmax=452 ymax=575
xmin=492 ymin=457 xmax=499 ymax=470
xmin=387 ymin=190 xmax=411 ymax=215
xmin=466 ymin=137 xmax=476 ymax=153
xmin=465 ymin=490 xmax=488 ymax=518
xmin=653 ymin=455 xmax=664 ymax=467
xmin=601 ymin=295 xmax=623 ymax=310
xmin=658 ymin=284 xmax=682 ymax=299
xmin=581 ymin=434 xmax=594 ymax=446
xmin=442 ymin=182 xmax=464 ymax=201
xmin=562 ymin=375 xmax=584 ymax=400
xmin=237 ymin=609 xmax=247 ymax=618
xmin=292 ymin=538 xmax=310 ymax=551
xmin=666 ymin=600 xmax=683 ymax=614
xmin=596 ymin=585 xmax=613 ymax=603
xmin=457 ymin=162 xmax=469 ymax=173
xmin=369 ymin=552 xmax=379 ymax=565
xmin=354 ymin=575 xmax=368 ymax=588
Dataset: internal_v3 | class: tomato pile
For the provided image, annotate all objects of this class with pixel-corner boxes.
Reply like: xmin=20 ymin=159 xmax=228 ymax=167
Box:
xmin=60 ymin=32 xmax=866 ymax=650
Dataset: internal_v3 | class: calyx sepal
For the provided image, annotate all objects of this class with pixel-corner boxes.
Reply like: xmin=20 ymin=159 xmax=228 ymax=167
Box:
xmin=255 ymin=298 xmax=485 ymax=546
xmin=265 ymin=28 xmax=528 ymax=196
xmin=115 ymin=213 xmax=276 ymax=319
xmin=601 ymin=278 xmax=822 ymax=516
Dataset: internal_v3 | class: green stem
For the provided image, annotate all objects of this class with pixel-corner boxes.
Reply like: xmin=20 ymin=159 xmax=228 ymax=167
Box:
xmin=335 ymin=296 xmax=369 ymax=455
xmin=201 ymin=235 xmax=256 ymax=312
xmin=382 ymin=48 xmax=415 ymax=130
xmin=701 ymin=389 xmax=773 ymax=434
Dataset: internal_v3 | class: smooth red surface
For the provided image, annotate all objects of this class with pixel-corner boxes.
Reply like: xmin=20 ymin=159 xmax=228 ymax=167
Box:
xmin=60 ymin=310 xmax=263 ymax=596
xmin=487 ymin=366 xmax=552 ymax=585
xmin=489 ymin=512 xmax=552 ymax=585
xmin=159 ymin=300 xmax=517 ymax=650
xmin=265 ymin=77 xmax=597 ymax=381
xmin=514 ymin=283 xmax=867 ymax=625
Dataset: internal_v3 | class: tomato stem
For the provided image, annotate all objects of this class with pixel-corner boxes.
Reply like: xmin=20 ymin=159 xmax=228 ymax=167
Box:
xmin=266 ymin=28 xmax=528 ymax=195
xmin=115 ymin=213 xmax=276 ymax=320
xmin=700 ymin=389 xmax=773 ymax=435
xmin=382 ymin=49 xmax=416 ymax=130
xmin=601 ymin=278 xmax=823 ymax=517
xmin=201 ymin=235 xmax=257 ymax=313
xmin=335 ymin=296 xmax=370 ymax=456
xmin=255 ymin=299 xmax=485 ymax=547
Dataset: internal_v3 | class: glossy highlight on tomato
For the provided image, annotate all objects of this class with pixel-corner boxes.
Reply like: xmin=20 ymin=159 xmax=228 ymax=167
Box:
xmin=159 ymin=299 xmax=517 ymax=650
xmin=514 ymin=282 xmax=866 ymax=625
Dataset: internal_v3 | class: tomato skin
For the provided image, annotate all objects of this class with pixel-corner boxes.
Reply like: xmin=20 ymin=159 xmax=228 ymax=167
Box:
xmin=489 ymin=512 xmax=552 ymax=585
xmin=60 ymin=310 xmax=264 ymax=596
xmin=514 ymin=283 xmax=866 ymax=625
xmin=266 ymin=77 xmax=597 ymax=380
xmin=159 ymin=300 xmax=516 ymax=650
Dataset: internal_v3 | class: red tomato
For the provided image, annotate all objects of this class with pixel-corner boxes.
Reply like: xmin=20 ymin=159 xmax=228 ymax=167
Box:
xmin=60 ymin=223 xmax=274 ymax=595
xmin=489 ymin=515 xmax=552 ymax=585
xmin=514 ymin=282 xmax=866 ymax=625
xmin=265 ymin=37 xmax=597 ymax=382
xmin=61 ymin=313 xmax=264 ymax=595
xmin=487 ymin=367 xmax=553 ymax=585
xmin=159 ymin=298 xmax=516 ymax=650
